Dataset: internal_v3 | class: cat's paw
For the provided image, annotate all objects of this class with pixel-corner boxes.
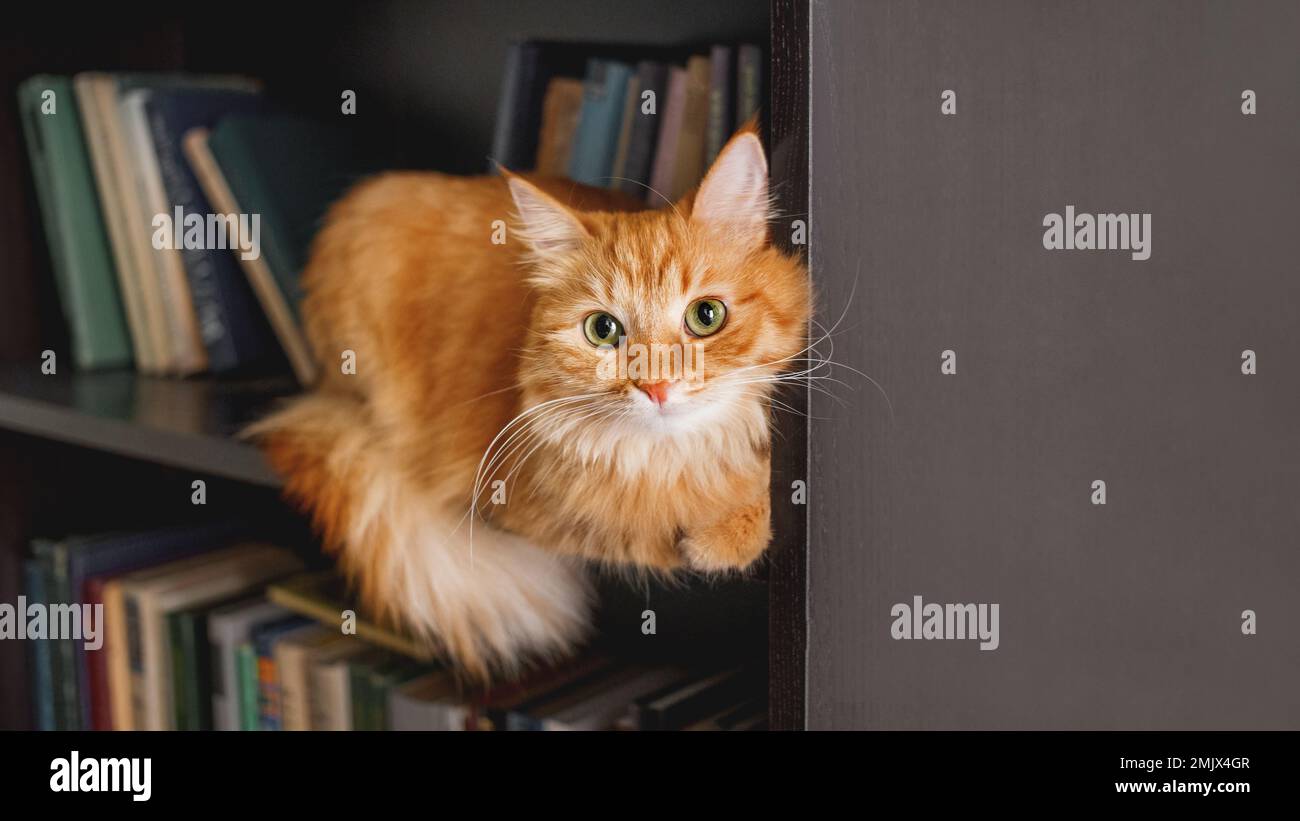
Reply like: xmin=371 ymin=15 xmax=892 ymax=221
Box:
xmin=679 ymin=495 xmax=772 ymax=573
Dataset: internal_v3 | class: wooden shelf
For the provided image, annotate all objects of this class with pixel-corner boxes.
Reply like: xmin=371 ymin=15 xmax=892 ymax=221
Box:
xmin=0 ymin=365 xmax=297 ymax=487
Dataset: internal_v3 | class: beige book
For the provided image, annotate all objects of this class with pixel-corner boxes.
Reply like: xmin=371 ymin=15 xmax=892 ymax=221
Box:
xmin=103 ymin=579 xmax=132 ymax=730
xmin=124 ymin=544 xmax=303 ymax=730
xmin=275 ymin=626 xmax=345 ymax=731
xmin=92 ymin=79 xmax=171 ymax=371
xmin=74 ymin=74 xmax=159 ymax=371
xmin=670 ymin=55 xmax=711 ymax=201
xmin=183 ymin=127 xmax=318 ymax=385
xmin=310 ymin=644 xmax=382 ymax=731
xmin=120 ymin=90 xmax=207 ymax=374
xmin=106 ymin=547 xmax=243 ymax=730
xmin=534 ymin=78 xmax=585 ymax=177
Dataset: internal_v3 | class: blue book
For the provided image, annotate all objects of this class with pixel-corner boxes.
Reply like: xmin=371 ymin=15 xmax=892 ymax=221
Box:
xmin=143 ymin=89 xmax=278 ymax=373
xmin=24 ymin=557 xmax=55 ymax=731
xmin=59 ymin=522 xmax=250 ymax=729
xmin=250 ymin=616 xmax=313 ymax=730
xmin=567 ymin=60 xmax=633 ymax=186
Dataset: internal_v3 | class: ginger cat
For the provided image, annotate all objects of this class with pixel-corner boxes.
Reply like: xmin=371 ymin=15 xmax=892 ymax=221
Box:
xmin=251 ymin=127 xmax=809 ymax=677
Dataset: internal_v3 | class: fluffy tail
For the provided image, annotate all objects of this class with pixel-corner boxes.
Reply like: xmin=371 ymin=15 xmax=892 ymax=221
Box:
xmin=246 ymin=393 xmax=593 ymax=679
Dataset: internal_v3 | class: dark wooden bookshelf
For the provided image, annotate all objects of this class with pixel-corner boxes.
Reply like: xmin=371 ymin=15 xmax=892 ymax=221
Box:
xmin=0 ymin=366 xmax=293 ymax=488
xmin=0 ymin=0 xmax=810 ymax=731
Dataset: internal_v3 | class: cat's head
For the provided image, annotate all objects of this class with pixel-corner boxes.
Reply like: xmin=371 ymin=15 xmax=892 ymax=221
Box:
xmin=506 ymin=128 xmax=809 ymax=470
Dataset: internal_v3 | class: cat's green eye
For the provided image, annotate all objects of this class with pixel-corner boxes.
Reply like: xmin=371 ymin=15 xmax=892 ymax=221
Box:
xmin=583 ymin=311 xmax=624 ymax=346
xmin=684 ymin=298 xmax=727 ymax=337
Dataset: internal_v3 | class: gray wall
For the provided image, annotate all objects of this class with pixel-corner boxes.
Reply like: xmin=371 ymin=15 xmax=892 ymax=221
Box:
xmin=808 ymin=0 xmax=1300 ymax=728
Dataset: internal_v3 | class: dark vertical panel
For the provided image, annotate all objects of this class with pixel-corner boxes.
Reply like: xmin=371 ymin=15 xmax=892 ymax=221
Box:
xmin=0 ymin=440 xmax=32 ymax=729
xmin=809 ymin=0 xmax=1300 ymax=728
xmin=767 ymin=0 xmax=809 ymax=730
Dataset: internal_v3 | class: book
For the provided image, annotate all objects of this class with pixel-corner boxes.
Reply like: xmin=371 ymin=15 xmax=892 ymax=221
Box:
xmin=534 ymin=77 xmax=584 ymax=176
xmin=615 ymin=61 xmax=669 ymax=197
xmin=648 ymin=67 xmax=687 ymax=205
xmin=250 ymin=616 xmax=314 ymax=730
xmin=236 ymin=642 xmax=261 ymax=730
xmin=309 ymin=641 xmax=379 ymax=730
xmin=207 ymin=597 xmax=289 ymax=731
xmin=734 ymin=44 xmax=762 ymax=130
xmin=143 ymin=87 xmax=279 ymax=373
xmin=705 ymin=45 xmax=735 ymax=165
xmin=186 ymin=115 xmax=382 ymax=384
xmin=568 ymin=60 xmax=633 ymax=186
xmin=506 ymin=664 xmax=686 ymax=731
xmin=121 ymin=89 xmax=208 ymax=375
xmin=473 ymin=653 xmax=616 ymax=731
xmin=55 ymin=522 xmax=248 ymax=730
xmin=274 ymin=624 xmax=331 ymax=730
xmin=24 ymin=556 xmax=56 ymax=731
xmin=670 ymin=55 xmax=712 ymax=202
xmin=169 ymin=603 xmax=210 ymax=730
xmin=540 ymin=666 xmax=688 ymax=731
xmin=17 ymin=75 xmax=133 ymax=370
xmin=32 ymin=540 xmax=76 ymax=730
xmin=121 ymin=544 xmax=303 ymax=730
xmin=387 ymin=669 xmax=465 ymax=731
xmin=491 ymin=40 xmax=692 ymax=173
xmin=491 ymin=40 xmax=589 ymax=172
xmin=267 ymin=571 xmax=434 ymax=661
xmin=632 ymin=668 xmax=748 ymax=730
xmin=74 ymin=73 xmax=158 ymax=370
xmin=73 ymin=72 xmax=259 ymax=374
xmin=104 ymin=540 xmax=261 ymax=729
xmin=365 ymin=656 xmax=428 ymax=730
xmin=102 ymin=577 xmax=131 ymax=729
xmin=609 ymin=73 xmax=641 ymax=187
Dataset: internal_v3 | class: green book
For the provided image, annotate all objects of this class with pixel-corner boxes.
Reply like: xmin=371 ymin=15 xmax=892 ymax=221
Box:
xmin=348 ymin=654 xmax=378 ymax=730
xmin=169 ymin=605 xmax=217 ymax=731
xmin=236 ymin=642 xmax=260 ymax=730
xmin=366 ymin=658 xmax=427 ymax=731
xmin=17 ymin=76 xmax=132 ymax=369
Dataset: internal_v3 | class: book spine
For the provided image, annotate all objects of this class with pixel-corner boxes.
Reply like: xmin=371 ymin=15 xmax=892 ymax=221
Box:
xmin=145 ymin=104 xmax=240 ymax=372
xmin=705 ymin=45 xmax=735 ymax=165
xmin=17 ymin=79 xmax=89 ymax=370
xmin=50 ymin=544 xmax=81 ymax=731
xmin=24 ymin=559 xmax=56 ymax=731
xmin=490 ymin=41 xmax=523 ymax=170
xmin=237 ymin=643 xmax=260 ymax=730
xmin=618 ymin=63 xmax=668 ymax=196
xmin=735 ymin=45 xmax=762 ymax=130
xmin=169 ymin=615 xmax=192 ymax=730
xmin=568 ymin=61 xmax=633 ymax=186
xmin=125 ymin=593 xmax=148 ymax=729
xmin=83 ymin=579 xmax=114 ymax=730
xmin=257 ymin=649 xmax=281 ymax=730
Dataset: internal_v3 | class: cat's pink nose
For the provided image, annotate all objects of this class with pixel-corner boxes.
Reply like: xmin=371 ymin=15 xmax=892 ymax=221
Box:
xmin=637 ymin=380 xmax=674 ymax=406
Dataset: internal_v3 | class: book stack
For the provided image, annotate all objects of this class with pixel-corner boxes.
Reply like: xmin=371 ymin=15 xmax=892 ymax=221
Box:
xmin=24 ymin=527 xmax=765 ymax=731
xmin=17 ymin=73 xmax=383 ymax=384
xmin=492 ymin=41 xmax=763 ymax=204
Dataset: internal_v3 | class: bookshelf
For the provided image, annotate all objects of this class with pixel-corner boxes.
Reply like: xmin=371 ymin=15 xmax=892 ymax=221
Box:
xmin=0 ymin=368 xmax=292 ymax=487
xmin=0 ymin=0 xmax=810 ymax=730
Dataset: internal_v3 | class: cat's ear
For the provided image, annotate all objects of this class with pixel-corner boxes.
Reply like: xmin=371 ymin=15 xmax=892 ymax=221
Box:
xmin=690 ymin=129 xmax=770 ymax=249
xmin=506 ymin=173 xmax=591 ymax=257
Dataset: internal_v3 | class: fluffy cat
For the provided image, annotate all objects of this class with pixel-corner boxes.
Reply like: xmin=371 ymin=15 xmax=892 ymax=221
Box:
xmin=250 ymin=126 xmax=809 ymax=678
